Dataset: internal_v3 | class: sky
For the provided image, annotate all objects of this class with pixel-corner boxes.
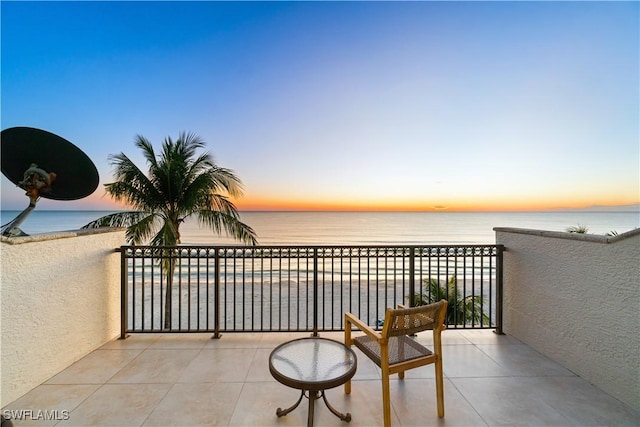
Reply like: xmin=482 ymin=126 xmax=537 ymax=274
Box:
xmin=1 ymin=1 xmax=638 ymax=212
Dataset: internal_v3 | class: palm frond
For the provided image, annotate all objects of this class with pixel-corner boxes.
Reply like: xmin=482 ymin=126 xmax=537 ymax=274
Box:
xmin=104 ymin=181 xmax=152 ymax=211
xmin=82 ymin=211 xmax=150 ymax=229
xmin=82 ymin=211 xmax=161 ymax=245
xmin=134 ymin=135 xmax=158 ymax=169
xmin=207 ymin=166 xmax=245 ymax=198
xmin=412 ymin=275 xmax=489 ymax=326
xmin=106 ymin=152 xmax=162 ymax=211
xmin=125 ymin=213 xmax=163 ymax=245
xmin=150 ymin=220 xmax=180 ymax=247
xmin=196 ymin=210 xmax=257 ymax=245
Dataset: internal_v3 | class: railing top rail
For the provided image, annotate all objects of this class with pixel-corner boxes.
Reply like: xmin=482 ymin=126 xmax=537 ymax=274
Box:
xmin=117 ymin=243 xmax=503 ymax=251
xmin=117 ymin=244 xmax=503 ymax=259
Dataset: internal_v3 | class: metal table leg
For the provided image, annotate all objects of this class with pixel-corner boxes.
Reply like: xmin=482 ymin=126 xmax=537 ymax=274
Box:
xmin=321 ymin=390 xmax=351 ymax=422
xmin=308 ymin=390 xmax=318 ymax=427
xmin=276 ymin=390 xmax=304 ymax=417
xmin=276 ymin=389 xmax=351 ymax=426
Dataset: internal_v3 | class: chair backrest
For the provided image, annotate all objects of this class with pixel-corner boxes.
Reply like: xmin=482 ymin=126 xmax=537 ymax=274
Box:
xmin=382 ymin=299 xmax=448 ymax=338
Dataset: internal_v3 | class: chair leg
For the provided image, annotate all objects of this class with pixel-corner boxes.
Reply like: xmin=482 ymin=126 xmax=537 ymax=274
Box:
xmin=381 ymin=372 xmax=391 ymax=427
xmin=344 ymin=319 xmax=352 ymax=395
xmin=435 ymin=357 xmax=445 ymax=418
xmin=380 ymin=355 xmax=392 ymax=427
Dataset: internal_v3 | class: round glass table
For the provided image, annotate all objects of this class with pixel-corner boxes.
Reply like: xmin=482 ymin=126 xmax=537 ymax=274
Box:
xmin=269 ymin=337 xmax=357 ymax=427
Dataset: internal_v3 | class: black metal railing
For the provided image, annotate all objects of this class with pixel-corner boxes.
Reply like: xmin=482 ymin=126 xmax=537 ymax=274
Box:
xmin=119 ymin=245 xmax=503 ymax=337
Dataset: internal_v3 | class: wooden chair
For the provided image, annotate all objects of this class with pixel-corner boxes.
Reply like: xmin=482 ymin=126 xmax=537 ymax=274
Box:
xmin=344 ymin=300 xmax=448 ymax=427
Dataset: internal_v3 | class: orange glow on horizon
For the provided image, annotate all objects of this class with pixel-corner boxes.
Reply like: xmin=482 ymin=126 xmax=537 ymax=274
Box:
xmin=233 ymin=195 xmax=640 ymax=212
xmin=80 ymin=190 xmax=638 ymax=213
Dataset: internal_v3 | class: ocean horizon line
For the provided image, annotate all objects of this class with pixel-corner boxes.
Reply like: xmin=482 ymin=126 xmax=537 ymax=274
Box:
xmin=3 ymin=209 xmax=638 ymax=243
xmin=2 ymin=204 xmax=639 ymax=214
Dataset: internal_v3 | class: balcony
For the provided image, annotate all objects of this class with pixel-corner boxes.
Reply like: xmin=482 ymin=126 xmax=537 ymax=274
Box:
xmin=1 ymin=227 xmax=639 ymax=425
xmin=4 ymin=330 xmax=639 ymax=426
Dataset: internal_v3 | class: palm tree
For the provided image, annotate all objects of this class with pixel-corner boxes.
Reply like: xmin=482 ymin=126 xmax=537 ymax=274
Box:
xmin=410 ymin=275 xmax=490 ymax=326
xmin=83 ymin=132 xmax=257 ymax=328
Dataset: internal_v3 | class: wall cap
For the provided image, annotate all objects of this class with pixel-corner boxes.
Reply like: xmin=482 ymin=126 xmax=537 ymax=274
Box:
xmin=493 ymin=227 xmax=640 ymax=244
xmin=1 ymin=227 xmax=125 ymax=245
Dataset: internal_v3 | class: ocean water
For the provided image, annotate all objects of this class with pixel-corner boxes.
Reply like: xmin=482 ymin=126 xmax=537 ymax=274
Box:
xmin=1 ymin=210 xmax=638 ymax=245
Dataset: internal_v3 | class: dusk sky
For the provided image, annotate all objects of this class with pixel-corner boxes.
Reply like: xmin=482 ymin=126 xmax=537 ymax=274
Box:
xmin=1 ymin=1 xmax=638 ymax=212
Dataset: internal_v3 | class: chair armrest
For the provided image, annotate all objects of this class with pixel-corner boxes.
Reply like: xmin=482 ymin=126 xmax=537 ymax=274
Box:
xmin=345 ymin=312 xmax=383 ymax=341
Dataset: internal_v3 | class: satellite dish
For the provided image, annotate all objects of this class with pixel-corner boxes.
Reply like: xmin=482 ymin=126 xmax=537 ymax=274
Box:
xmin=1 ymin=126 xmax=99 ymax=236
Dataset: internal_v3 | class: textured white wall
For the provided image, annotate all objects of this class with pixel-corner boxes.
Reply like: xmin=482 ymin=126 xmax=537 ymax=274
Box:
xmin=0 ymin=229 xmax=125 ymax=407
xmin=495 ymin=227 xmax=640 ymax=412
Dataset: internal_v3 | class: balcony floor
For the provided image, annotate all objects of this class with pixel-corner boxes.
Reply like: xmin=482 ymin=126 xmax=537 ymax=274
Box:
xmin=4 ymin=330 xmax=639 ymax=426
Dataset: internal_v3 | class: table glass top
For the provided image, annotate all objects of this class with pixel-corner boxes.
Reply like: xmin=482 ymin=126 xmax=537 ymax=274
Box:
xmin=270 ymin=338 xmax=356 ymax=384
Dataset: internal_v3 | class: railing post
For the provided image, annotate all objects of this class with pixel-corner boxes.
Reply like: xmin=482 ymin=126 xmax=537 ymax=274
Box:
xmin=312 ymin=247 xmax=319 ymax=336
xmin=120 ymin=246 xmax=128 ymax=339
xmin=494 ymin=245 xmax=505 ymax=335
xmin=213 ymin=248 xmax=222 ymax=339
xmin=408 ymin=247 xmax=416 ymax=307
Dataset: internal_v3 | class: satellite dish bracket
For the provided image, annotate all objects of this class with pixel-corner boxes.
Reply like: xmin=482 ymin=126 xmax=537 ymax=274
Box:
xmin=1 ymin=203 xmax=36 ymax=237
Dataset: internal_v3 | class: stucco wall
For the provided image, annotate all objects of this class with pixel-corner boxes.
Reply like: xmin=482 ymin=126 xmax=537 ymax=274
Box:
xmin=495 ymin=227 xmax=640 ymax=412
xmin=0 ymin=228 xmax=125 ymax=407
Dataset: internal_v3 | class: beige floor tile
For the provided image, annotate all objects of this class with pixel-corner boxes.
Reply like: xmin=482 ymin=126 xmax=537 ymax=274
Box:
xmin=452 ymin=377 xmax=575 ymax=426
xmin=245 ymin=348 xmax=276 ymax=382
xmin=56 ymin=384 xmax=171 ymax=426
xmin=143 ymin=383 xmax=243 ymax=426
xmin=476 ymin=343 xmax=575 ymax=377
xmin=350 ymin=348 xmax=381 ymax=381
xmin=178 ymin=348 xmax=257 ymax=383
xmin=441 ymin=329 xmax=475 ymax=344
xmin=46 ymin=349 xmax=143 ymax=384
xmin=458 ymin=329 xmax=523 ymax=345
xmin=531 ymin=376 xmax=640 ymax=427
xmin=100 ymin=334 xmax=160 ymax=350
xmin=442 ymin=344 xmax=507 ymax=378
xmin=391 ymin=363 xmax=438 ymax=380
xmin=258 ymin=332 xmax=312 ymax=349
xmin=391 ymin=378 xmax=488 ymax=426
xmin=318 ymin=331 xmax=347 ymax=342
xmin=414 ymin=329 xmax=474 ymax=346
xmin=108 ymin=349 xmax=200 ymax=383
xmin=2 ymin=384 xmax=99 ymax=426
xmin=203 ymin=333 xmax=263 ymax=349
xmin=229 ymin=381 xmax=308 ymax=426
xmin=321 ymin=380 xmax=401 ymax=427
xmin=147 ymin=333 xmax=212 ymax=349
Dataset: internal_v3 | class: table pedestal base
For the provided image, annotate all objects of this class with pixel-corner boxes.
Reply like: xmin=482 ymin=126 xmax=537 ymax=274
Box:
xmin=276 ymin=389 xmax=351 ymax=427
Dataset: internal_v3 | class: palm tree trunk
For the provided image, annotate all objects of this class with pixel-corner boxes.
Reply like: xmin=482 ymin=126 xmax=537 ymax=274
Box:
xmin=164 ymin=255 xmax=175 ymax=330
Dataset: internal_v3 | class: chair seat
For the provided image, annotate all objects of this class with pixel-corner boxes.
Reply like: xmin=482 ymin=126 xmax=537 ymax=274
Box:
xmin=353 ymin=335 xmax=432 ymax=367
